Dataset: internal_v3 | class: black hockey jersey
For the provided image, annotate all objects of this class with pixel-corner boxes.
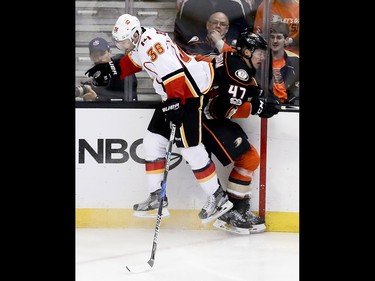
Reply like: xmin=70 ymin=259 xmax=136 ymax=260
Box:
xmin=203 ymin=52 xmax=262 ymax=120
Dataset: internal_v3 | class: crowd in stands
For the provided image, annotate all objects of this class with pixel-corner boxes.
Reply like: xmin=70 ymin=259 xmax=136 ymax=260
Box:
xmin=76 ymin=0 xmax=299 ymax=106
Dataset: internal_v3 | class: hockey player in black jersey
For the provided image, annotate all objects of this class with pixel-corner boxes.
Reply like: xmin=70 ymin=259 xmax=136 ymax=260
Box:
xmin=202 ymin=29 xmax=280 ymax=234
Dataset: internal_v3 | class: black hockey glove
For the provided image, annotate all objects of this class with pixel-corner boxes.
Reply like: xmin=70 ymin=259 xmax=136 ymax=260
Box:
xmin=162 ymin=98 xmax=184 ymax=128
xmin=251 ymin=94 xmax=280 ymax=118
xmin=85 ymin=59 xmax=121 ymax=87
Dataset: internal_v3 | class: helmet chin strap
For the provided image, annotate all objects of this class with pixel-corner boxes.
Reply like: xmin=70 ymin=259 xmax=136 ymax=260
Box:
xmin=242 ymin=49 xmax=254 ymax=69
xmin=131 ymin=30 xmax=141 ymax=48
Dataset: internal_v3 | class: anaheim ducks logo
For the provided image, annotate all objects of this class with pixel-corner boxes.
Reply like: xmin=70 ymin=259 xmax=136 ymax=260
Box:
xmin=235 ymin=69 xmax=249 ymax=81
xmin=234 ymin=137 xmax=243 ymax=148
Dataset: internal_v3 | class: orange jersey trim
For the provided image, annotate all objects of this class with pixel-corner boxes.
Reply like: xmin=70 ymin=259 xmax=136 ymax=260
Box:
xmin=145 ymin=159 xmax=166 ymax=174
xmin=193 ymin=161 xmax=217 ymax=183
xmin=231 ymin=102 xmax=251 ymax=119
xmin=119 ymin=54 xmax=142 ymax=79
xmin=203 ymin=123 xmax=234 ymax=163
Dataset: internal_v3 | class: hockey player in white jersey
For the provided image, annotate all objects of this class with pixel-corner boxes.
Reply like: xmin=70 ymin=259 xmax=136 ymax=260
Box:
xmin=85 ymin=14 xmax=233 ymax=223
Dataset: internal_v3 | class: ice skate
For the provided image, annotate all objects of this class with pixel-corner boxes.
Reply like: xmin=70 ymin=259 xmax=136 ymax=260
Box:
xmin=247 ymin=211 xmax=266 ymax=233
xmin=133 ymin=189 xmax=170 ymax=218
xmin=199 ymin=186 xmax=233 ymax=224
xmin=213 ymin=209 xmax=252 ymax=235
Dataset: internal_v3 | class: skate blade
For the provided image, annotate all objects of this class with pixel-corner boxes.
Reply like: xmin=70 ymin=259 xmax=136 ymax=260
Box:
xmin=250 ymin=223 xmax=266 ymax=234
xmin=213 ymin=219 xmax=250 ymax=235
xmin=201 ymin=201 xmax=233 ymax=224
xmin=133 ymin=208 xmax=170 ymax=218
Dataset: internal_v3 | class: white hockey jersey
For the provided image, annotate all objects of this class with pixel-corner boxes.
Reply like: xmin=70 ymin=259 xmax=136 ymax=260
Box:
xmin=118 ymin=27 xmax=214 ymax=103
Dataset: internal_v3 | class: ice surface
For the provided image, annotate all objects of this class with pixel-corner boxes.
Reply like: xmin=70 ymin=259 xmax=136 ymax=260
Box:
xmin=76 ymin=228 xmax=299 ymax=281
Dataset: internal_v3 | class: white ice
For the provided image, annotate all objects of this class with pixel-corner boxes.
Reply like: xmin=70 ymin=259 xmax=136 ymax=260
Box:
xmin=76 ymin=228 xmax=299 ymax=281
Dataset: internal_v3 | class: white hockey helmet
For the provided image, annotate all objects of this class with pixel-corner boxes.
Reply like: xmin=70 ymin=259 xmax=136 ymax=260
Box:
xmin=112 ymin=14 xmax=141 ymax=45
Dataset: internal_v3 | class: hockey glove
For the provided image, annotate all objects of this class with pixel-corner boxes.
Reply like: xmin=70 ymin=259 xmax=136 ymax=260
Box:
xmin=251 ymin=94 xmax=280 ymax=118
xmin=85 ymin=59 xmax=121 ymax=87
xmin=162 ymin=98 xmax=184 ymax=128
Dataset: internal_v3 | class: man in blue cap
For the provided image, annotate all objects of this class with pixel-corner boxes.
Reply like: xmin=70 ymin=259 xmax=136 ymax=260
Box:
xmin=76 ymin=37 xmax=138 ymax=102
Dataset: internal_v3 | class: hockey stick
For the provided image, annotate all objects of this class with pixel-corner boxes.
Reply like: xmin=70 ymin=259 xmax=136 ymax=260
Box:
xmin=125 ymin=122 xmax=176 ymax=273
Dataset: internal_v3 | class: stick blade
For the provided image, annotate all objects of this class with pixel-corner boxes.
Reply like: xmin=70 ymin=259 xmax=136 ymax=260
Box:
xmin=125 ymin=259 xmax=154 ymax=274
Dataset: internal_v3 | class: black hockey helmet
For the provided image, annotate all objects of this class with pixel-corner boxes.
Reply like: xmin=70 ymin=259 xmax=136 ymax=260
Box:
xmin=236 ymin=28 xmax=267 ymax=55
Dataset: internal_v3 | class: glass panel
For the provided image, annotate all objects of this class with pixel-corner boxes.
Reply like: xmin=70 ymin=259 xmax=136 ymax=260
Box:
xmin=254 ymin=0 xmax=300 ymax=108
xmin=75 ymin=0 xmax=299 ymax=110
xmin=75 ymin=0 xmax=177 ymax=104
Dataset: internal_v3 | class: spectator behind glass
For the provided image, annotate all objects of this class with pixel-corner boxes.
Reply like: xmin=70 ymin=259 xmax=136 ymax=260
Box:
xmin=254 ymin=0 xmax=299 ymax=55
xmin=174 ymin=0 xmax=255 ymax=51
xmin=76 ymin=37 xmax=137 ymax=102
xmin=184 ymin=12 xmax=235 ymax=58
xmin=269 ymin=22 xmax=299 ymax=105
